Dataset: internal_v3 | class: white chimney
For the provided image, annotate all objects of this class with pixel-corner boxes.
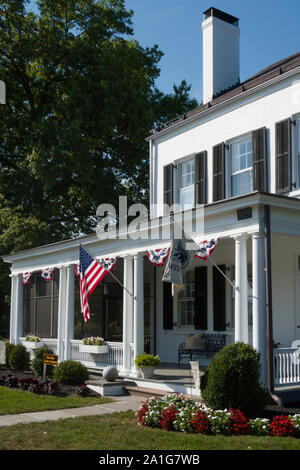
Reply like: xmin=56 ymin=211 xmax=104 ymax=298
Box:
xmin=202 ymin=7 xmax=240 ymax=104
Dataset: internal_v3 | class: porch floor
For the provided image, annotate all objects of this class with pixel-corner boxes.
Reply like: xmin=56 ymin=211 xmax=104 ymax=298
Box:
xmin=144 ymin=362 xmax=206 ymax=385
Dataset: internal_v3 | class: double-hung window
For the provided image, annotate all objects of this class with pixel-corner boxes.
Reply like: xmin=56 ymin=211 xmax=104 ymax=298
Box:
xmin=178 ymin=271 xmax=195 ymax=328
xmin=230 ymin=136 xmax=253 ymax=197
xmin=178 ymin=159 xmax=195 ymax=209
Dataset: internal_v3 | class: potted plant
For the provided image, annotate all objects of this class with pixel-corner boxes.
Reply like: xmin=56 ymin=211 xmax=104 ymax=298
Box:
xmin=134 ymin=353 xmax=160 ymax=379
xmin=79 ymin=336 xmax=109 ymax=354
xmin=22 ymin=335 xmax=44 ymax=349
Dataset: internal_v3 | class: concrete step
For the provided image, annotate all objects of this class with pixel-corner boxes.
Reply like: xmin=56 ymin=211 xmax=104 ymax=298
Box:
xmin=125 ymin=385 xmax=176 ymax=398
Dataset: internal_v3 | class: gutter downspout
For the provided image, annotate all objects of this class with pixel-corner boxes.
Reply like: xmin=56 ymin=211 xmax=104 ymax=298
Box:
xmin=264 ymin=204 xmax=283 ymax=407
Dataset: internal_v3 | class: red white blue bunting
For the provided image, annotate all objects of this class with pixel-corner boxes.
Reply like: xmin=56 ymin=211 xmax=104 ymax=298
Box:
xmin=41 ymin=267 xmax=55 ymax=282
xmin=100 ymin=257 xmax=117 ymax=272
xmin=147 ymin=247 xmax=170 ymax=266
xmin=194 ymin=238 xmax=220 ymax=260
xmin=74 ymin=263 xmax=80 ymax=277
xmin=22 ymin=272 xmax=33 ymax=285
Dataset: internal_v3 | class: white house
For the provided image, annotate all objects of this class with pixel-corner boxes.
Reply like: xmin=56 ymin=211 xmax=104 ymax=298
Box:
xmin=3 ymin=7 xmax=300 ymax=392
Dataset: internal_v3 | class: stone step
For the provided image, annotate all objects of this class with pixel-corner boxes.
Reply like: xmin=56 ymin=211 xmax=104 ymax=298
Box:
xmin=85 ymin=379 xmax=132 ymax=396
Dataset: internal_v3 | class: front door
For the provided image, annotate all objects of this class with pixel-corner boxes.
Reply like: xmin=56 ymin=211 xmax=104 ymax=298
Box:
xmin=295 ymin=272 xmax=300 ymax=340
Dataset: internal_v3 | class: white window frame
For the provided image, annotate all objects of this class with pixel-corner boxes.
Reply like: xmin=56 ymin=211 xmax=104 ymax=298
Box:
xmin=177 ymin=270 xmax=195 ymax=329
xmin=176 ymin=155 xmax=195 ymax=210
xmin=226 ymin=134 xmax=253 ymax=198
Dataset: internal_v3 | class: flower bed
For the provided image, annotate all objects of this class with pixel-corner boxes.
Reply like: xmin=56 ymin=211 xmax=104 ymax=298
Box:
xmin=0 ymin=373 xmax=60 ymax=396
xmin=137 ymin=394 xmax=300 ymax=438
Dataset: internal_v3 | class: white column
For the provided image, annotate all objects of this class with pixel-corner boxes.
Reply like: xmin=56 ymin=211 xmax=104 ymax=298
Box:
xmin=234 ymin=234 xmax=249 ymax=343
xmin=9 ymin=273 xmax=17 ymax=344
xmin=121 ymin=255 xmax=133 ymax=376
xmin=57 ymin=266 xmax=67 ymax=361
xmin=64 ymin=265 xmax=75 ymax=360
xmin=14 ymin=274 xmax=23 ymax=344
xmin=252 ymin=232 xmax=267 ymax=385
xmin=133 ymin=253 xmax=144 ymax=373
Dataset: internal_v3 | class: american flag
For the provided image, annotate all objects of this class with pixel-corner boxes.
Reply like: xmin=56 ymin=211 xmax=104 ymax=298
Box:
xmin=79 ymin=245 xmax=115 ymax=322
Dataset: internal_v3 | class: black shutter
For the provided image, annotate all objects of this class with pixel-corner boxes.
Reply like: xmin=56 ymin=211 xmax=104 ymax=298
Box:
xmin=213 ymin=143 xmax=225 ymax=201
xmin=195 ymin=151 xmax=207 ymax=205
xmin=252 ymin=127 xmax=268 ymax=192
xmin=163 ymin=282 xmax=173 ymax=330
xmin=163 ymin=164 xmax=173 ymax=211
xmin=213 ymin=265 xmax=226 ymax=331
xmin=276 ymin=118 xmax=291 ymax=194
xmin=194 ymin=266 xmax=208 ymax=330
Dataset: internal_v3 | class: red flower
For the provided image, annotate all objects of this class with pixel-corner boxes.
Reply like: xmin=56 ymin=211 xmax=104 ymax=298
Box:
xmin=160 ymin=405 xmax=178 ymax=431
xmin=269 ymin=415 xmax=295 ymax=437
xmin=137 ymin=400 xmax=149 ymax=426
xmin=190 ymin=409 xmax=211 ymax=434
xmin=229 ymin=409 xmax=250 ymax=435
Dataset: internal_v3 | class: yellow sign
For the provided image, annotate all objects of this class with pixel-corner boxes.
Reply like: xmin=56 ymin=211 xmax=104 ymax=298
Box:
xmin=43 ymin=354 xmax=58 ymax=366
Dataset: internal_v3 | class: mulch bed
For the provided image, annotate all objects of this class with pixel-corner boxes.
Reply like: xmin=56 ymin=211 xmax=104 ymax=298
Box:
xmin=0 ymin=367 xmax=99 ymax=398
xmin=260 ymin=404 xmax=300 ymax=419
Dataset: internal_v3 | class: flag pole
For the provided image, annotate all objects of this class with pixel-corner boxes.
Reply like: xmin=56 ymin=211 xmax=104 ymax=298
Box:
xmin=81 ymin=244 xmax=134 ymax=298
xmin=203 ymin=254 xmax=239 ymax=292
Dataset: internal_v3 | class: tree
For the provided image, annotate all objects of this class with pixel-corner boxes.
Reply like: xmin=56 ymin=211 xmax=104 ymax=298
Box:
xmin=0 ymin=0 xmax=198 ymax=318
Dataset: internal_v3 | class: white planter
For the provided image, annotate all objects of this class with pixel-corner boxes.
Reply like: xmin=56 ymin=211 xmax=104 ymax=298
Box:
xmin=139 ymin=366 xmax=155 ymax=379
xmin=79 ymin=344 xmax=109 ymax=354
xmin=22 ymin=341 xmax=44 ymax=349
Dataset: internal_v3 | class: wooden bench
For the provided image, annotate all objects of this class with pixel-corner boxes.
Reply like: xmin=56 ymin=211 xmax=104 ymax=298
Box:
xmin=178 ymin=334 xmax=226 ymax=365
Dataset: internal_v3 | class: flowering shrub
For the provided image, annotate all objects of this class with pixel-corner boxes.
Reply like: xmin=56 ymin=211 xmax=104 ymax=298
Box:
xmin=75 ymin=384 xmax=89 ymax=396
xmin=25 ymin=334 xmax=41 ymax=343
xmin=136 ymin=393 xmax=300 ymax=438
xmin=137 ymin=400 xmax=149 ymax=426
xmin=249 ymin=418 xmax=270 ymax=436
xmin=269 ymin=415 xmax=295 ymax=437
xmin=82 ymin=336 xmax=104 ymax=346
xmin=190 ymin=408 xmax=211 ymax=434
xmin=160 ymin=405 xmax=178 ymax=431
xmin=44 ymin=380 xmax=59 ymax=396
xmin=290 ymin=414 xmax=300 ymax=438
xmin=229 ymin=409 xmax=250 ymax=435
xmin=19 ymin=377 xmax=34 ymax=390
xmin=207 ymin=409 xmax=231 ymax=435
xmin=0 ymin=375 xmax=59 ymax=396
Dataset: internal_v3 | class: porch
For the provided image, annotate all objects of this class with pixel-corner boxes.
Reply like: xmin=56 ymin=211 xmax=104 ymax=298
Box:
xmin=5 ymin=193 xmax=300 ymax=394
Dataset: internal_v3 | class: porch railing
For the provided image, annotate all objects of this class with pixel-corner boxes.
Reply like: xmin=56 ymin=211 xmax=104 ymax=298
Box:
xmin=70 ymin=340 xmax=123 ymax=370
xmin=273 ymin=348 xmax=300 ymax=386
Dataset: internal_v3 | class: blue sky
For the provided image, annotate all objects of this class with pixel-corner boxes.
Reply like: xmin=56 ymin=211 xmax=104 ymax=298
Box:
xmin=124 ymin=0 xmax=300 ymax=102
xmin=28 ymin=0 xmax=300 ymax=102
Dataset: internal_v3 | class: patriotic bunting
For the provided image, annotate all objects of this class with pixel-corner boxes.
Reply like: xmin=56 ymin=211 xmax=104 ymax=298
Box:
xmin=194 ymin=238 xmax=220 ymax=260
xmin=74 ymin=263 xmax=80 ymax=277
xmin=22 ymin=272 xmax=33 ymax=285
xmin=100 ymin=257 xmax=117 ymax=272
xmin=41 ymin=268 xmax=55 ymax=282
xmin=147 ymin=247 xmax=170 ymax=266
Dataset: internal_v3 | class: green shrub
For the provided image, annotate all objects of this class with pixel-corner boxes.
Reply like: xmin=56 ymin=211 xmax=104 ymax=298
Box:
xmin=31 ymin=347 xmax=55 ymax=378
xmin=5 ymin=343 xmax=16 ymax=367
xmin=54 ymin=360 xmax=89 ymax=385
xmin=201 ymin=342 xmax=269 ymax=417
xmin=8 ymin=344 xmax=30 ymax=371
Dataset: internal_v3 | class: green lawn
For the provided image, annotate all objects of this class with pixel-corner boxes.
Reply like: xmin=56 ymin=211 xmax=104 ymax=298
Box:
xmin=1 ymin=411 xmax=300 ymax=450
xmin=0 ymin=385 xmax=113 ymax=415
